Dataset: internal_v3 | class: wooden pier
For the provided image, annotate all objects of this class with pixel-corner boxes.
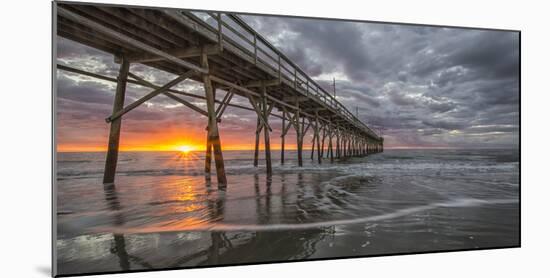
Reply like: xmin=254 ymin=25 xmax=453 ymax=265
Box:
xmin=55 ymin=2 xmax=384 ymax=188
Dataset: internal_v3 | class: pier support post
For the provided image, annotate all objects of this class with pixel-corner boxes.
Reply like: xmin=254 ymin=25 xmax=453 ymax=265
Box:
xmin=343 ymin=134 xmax=348 ymax=157
xmin=205 ymin=131 xmax=212 ymax=173
xmin=348 ymin=135 xmax=352 ymax=156
xmin=329 ymin=132 xmax=334 ymax=163
xmin=261 ymin=84 xmax=272 ymax=176
xmin=281 ymin=111 xmax=285 ymax=165
xmin=350 ymin=136 xmax=354 ymax=157
xmin=202 ymin=52 xmax=227 ymax=187
xmin=103 ymin=55 xmax=130 ymax=184
xmin=316 ymin=119 xmax=322 ymax=164
xmin=342 ymin=135 xmax=346 ymax=157
xmin=310 ymin=129 xmax=316 ymax=161
xmin=326 ymin=128 xmax=331 ymax=159
xmin=253 ymin=117 xmax=261 ymax=167
xmin=336 ymin=129 xmax=340 ymax=159
xmin=320 ymin=126 xmax=326 ymax=158
xmin=205 ymin=87 xmax=216 ymax=174
xmin=351 ymin=135 xmax=355 ymax=157
xmin=297 ymin=116 xmax=304 ymax=166
xmin=346 ymin=136 xmax=350 ymax=157
xmin=294 ymin=102 xmax=303 ymax=167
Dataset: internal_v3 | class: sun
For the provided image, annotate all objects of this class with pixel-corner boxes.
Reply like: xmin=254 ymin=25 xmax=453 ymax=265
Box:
xmin=176 ymin=145 xmax=194 ymax=154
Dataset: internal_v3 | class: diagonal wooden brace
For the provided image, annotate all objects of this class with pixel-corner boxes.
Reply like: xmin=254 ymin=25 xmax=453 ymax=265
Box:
xmin=127 ymin=72 xmax=209 ymax=118
xmin=106 ymin=70 xmax=196 ymax=123
xmin=248 ymin=96 xmax=272 ymax=131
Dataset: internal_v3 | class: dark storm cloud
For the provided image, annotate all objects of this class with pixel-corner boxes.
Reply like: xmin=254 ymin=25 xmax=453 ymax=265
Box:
xmin=445 ymin=31 xmax=519 ymax=80
xmin=244 ymin=16 xmax=374 ymax=81
xmin=241 ymin=14 xmax=519 ymax=148
xmin=422 ymin=119 xmax=468 ymax=131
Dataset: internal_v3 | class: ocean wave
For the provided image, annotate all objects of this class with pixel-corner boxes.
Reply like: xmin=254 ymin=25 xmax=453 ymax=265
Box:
xmin=94 ymin=197 xmax=518 ymax=234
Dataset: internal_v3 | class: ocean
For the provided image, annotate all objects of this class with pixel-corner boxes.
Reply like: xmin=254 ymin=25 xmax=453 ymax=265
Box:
xmin=55 ymin=149 xmax=519 ymax=275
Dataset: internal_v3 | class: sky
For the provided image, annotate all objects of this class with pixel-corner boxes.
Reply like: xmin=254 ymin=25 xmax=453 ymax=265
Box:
xmin=56 ymin=11 xmax=519 ymax=152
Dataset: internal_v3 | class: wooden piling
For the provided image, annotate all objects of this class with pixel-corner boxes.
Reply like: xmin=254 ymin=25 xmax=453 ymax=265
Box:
xmin=103 ymin=55 xmax=129 ymax=184
xmin=253 ymin=117 xmax=261 ymax=167
xmin=261 ymin=84 xmax=272 ymax=175
xmin=310 ymin=131 xmax=316 ymax=161
xmin=201 ymin=52 xmax=227 ymax=187
xmin=315 ymin=116 xmax=322 ymax=164
xmin=336 ymin=130 xmax=340 ymax=159
xmin=348 ymin=137 xmax=352 ymax=157
xmin=281 ymin=111 xmax=285 ymax=165
xmin=342 ymin=135 xmax=346 ymax=157
xmin=205 ymin=129 xmax=212 ymax=173
xmin=296 ymin=103 xmax=303 ymax=167
xmin=205 ymin=88 xmax=216 ymax=173
xmin=320 ymin=127 xmax=326 ymax=158
xmin=329 ymin=133 xmax=334 ymax=163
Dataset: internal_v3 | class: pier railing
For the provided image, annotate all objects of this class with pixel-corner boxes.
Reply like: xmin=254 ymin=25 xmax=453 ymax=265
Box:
xmin=185 ymin=11 xmax=380 ymax=140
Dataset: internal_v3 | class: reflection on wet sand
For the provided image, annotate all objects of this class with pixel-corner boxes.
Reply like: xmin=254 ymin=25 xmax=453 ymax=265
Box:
xmin=57 ymin=173 xmax=328 ymax=274
xmin=104 ymin=183 xmax=155 ymax=271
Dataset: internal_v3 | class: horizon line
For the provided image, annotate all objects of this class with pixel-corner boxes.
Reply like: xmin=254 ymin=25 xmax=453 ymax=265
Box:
xmin=56 ymin=146 xmax=519 ymax=153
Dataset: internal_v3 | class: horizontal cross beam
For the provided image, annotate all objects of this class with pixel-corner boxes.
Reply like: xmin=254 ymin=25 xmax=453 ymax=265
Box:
xmin=243 ymin=79 xmax=281 ymax=88
xmin=282 ymin=96 xmax=309 ymax=102
xmin=119 ymin=44 xmax=220 ymax=64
